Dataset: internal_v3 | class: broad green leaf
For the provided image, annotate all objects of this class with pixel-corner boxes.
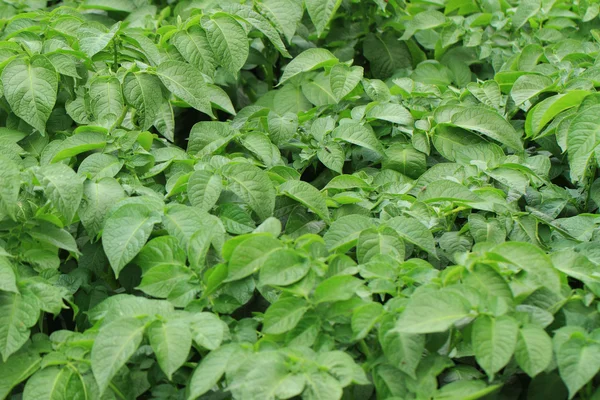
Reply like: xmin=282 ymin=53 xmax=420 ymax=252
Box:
xmin=187 ymin=170 xmax=222 ymax=212
xmin=332 ymin=120 xmax=385 ymax=156
xmin=313 ymin=275 xmax=363 ymax=304
xmin=82 ymin=0 xmax=135 ymax=12
xmin=510 ymin=74 xmax=553 ymax=106
xmin=188 ymin=345 xmax=240 ymax=399
xmin=512 ymin=0 xmax=541 ymax=29
xmin=89 ymin=76 xmax=124 ymax=128
xmin=170 ymin=26 xmax=216 ymax=78
xmin=87 ymin=294 xmax=173 ymax=325
xmin=91 ymin=317 xmax=145 ymax=394
xmin=330 ymin=64 xmax=362 ymax=102
xmin=323 ymin=214 xmax=374 ymax=252
xmin=263 ymin=297 xmax=309 ymax=334
xmin=28 ymin=223 xmax=79 ymax=254
xmin=0 ymin=350 xmax=41 ymax=399
xmin=400 ymin=10 xmax=446 ymax=40
xmin=259 ymin=248 xmax=310 ymax=286
xmin=226 ymin=234 xmax=282 ymax=281
xmin=363 ymin=33 xmax=412 ymax=79
xmin=434 ymin=380 xmax=502 ymax=400
xmin=148 ymin=319 xmax=192 ymax=379
xmin=367 ymin=103 xmax=413 ymax=126
xmin=187 ymin=121 xmax=238 ymax=156
xmin=472 ymin=315 xmax=518 ymax=379
xmin=2 ymin=57 xmax=57 ymax=135
xmin=189 ymin=312 xmax=227 ymax=350
xmin=304 ymin=372 xmax=343 ymax=400
xmin=279 ymin=48 xmax=338 ymax=85
xmin=395 ymin=290 xmax=470 ymax=333
xmin=305 ymin=0 xmax=341 ymax=35
xmin=515 ymin=324 xmax=552 ymax=378
xmin=357 ymin=227 xmax=404 ymax=263
xmin=279 ymin=180 xmax=330 ymax=222
xmin=0 ymin=155 xmax=20 ymax=220
xmin=352 ymin=302 xmax=384 ymax=340
xmin=0 ymin=256 xmax=17 ymax=293
xmin=202 ymin=13 xmax=249 ymax=74
xmin=418 ymin=179 xmax=480 ymax=203
xmin=268 ymin=111 xmax=298 ymax=145
xmin=557 ymin=335 xmax=600 ymax=399
xmin=102 ymin=204 xmax=161 ymax=277
xmin=317 ymin=142 xmax=345 ymax=174
xmin=206 ymin=84 xmax=236 ymax=115
xmin=383 ymin=144 xmax=426 ymax=179
xmin=162 ymin=204 xmax=221 ymax=248
xmin=137 ymin=264 xmax=193 ymax=298
xmin=223 ymin=163 xmax=276 ymax=221
xmin=78 ymin=153 xmax=123 ymax=180
xmin=525 ymin=91 xmax=589 ymax=138
xmin=51 ymin=131 xmax=106 ymax=162
xmin=0 ymin=292 xmax=39 ymax=361
xmin=450 ymin=107 xmax=523 ymax=150
xmin=22 ymin=366 xmax=77 ymax=400
xmin=36 ymin=163 xmax=84 ymax=223
xmin=226 ymin=4 xmax=290 ymax=57
xmin=567 ymin=105 xmax=600 ymax=183
xmin=123 ymin=72 xmax=163 ymax=131
xmin=135 ymin=236 xmax=187 ymax=271
xmin=156 ymin=61 xmax=214 ymax=117
xmin=386 ymin=216 xmax=437 ymax=257
xmin=382 ymin=329 xmax=425 ymax=379
xmin=77 ymin=22 xmax=120 ymax=58
xmin=256 ymin=0 xmax=303 ymax=43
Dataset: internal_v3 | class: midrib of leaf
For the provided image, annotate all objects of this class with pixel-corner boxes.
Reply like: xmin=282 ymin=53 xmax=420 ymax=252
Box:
xmin=375 ymin=35 xmax=394 ymax=69
xmin=309 ymin=79 xmax=336 ymax=103
xmin=410 ymin=311 xmax=469 ymax=331
xmin=116 ymin=215 xmax=154 ymax=269
xmin=157 ymin=71 xmax=202 ymax=103
xmin=1 ymin=295 xmax=18 ymax=356
xmin=27 ymin=64 xmax=41 ymax=126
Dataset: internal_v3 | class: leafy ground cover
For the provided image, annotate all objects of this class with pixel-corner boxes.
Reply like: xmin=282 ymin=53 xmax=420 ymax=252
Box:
xmin=2 ymin=0 xmax=600 ymax=398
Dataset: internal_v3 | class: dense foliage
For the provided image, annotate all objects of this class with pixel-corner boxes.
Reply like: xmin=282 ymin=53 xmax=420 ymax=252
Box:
xmin=2 ymin=0 xmax=600 ymax=398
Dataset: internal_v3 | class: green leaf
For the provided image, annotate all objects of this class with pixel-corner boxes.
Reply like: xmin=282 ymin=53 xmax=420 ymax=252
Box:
xmin=202 ymin=13 xmax=249 ymax=75
xmin=323 ymin=215 xmax=374 ymax=252
xmin=395 ymin=290 xmax=470 ymax=333
xmin=28 ymin=223 xmax=79 ymax=254
xmin=2 ymin=57 xmax=57 ymax=135
xmin=222 ymin=163 xmax=276 ymax=221
xmin=0 ymin=256 xmax=17 ymax=293
xmin=77 ymin=153 xmax=123 ymax=181
xmin=162 ymin=204 xmax=221 ymax=248
xmin=0 ymin=350 xmax=41 ymax=399
xmin=36 ymin=163 xmax=84 ymax=223
xmin=450 ymin=107 xmax=523 ymax=150
xmin=79 ymin=177 xmax=126 ymax=239
xmin=418 ymin=179 xmax=480 ymax=203
xmin=259 ymin=248 xmax=310 ymax=286
xmin=189 ymin=312 xmax=227 ymax=350
xmin=188 ymin=345 xmax=239 ymax=399
xmin=0 ymin=155 xmax=20 ymax=220
xmin=123 ymin=72 xmax=163 ymax=131
xmin=280 ymin=180 xmax=330 ymax=222
xmin=367 ymin=103 xmax=414 ymax=125
xmin=352 ymin=302 xmax=384 ymax=340
xmin=525 ymin=91 xmax=589 ymax=138
xmin=382 ymin=329 xmax=425 ymax=379
xmin=137 ymin=264 xmax=192 ymax=298
xmin=357 ymin=227 xmax=404 ymax=263
xmin=363 ymin=33 xmax=412 ymax=79
xmin=268 ymin=111 xmax=298 ymax=145
xmin=156 ymin=61 xmax=214 ymax=117
xmin=91 ymin=317 xmax=145 ymax=394
xmin=0 ymin=292 xmax=39 ymax=361
xmin=510 ymin=74 xmax=553 ymax=106
xmin=557 ymin=335 xmax=600 ymax=399
xmin=170 ymin=26 xmax=216 ymax=78
xmin=22 ymin=366 xmax=77 ymax=400
xmin=317 ymin=142 xmax=345 ymax=174
xmin=332 ymin=120 xmax=384 ymax=156
xmin=434 ymin=380 xmax=502 ymax=400
xmin=135 ymin=236 xmax=186 ymax=271
xmin=305 ymin=0 xmax=342 ymax=36
xmin=313 ymin=275 xmax=363 ymax=304
xmin=567 ymin=104 xmax=600 ymax=183
xmin=148 ymin=318 xmax=192 ymax=379
xmin=400 ymin=10 xmax=446 ymax=40
xmin=187 ymin=170 xmax=222 ymax=212
xmin=472 ymin=315 xmax=518 ymax=379
xmin=279 ymin=48 xmax=338 ymax=85
xmin=304 ymin=372 xmax=343 ymax=400
xmin=226 ymin=234 xmax=282 ymax=281
xmin=89 ymin=75 xmax=124 ymax=128
xmin=51 ymin=131 xmax=106 ymax=162
xmin=515 ymin=324 xmax=552 ymax=378
xmin=330 ymin=64 xmax=363 ymax=102
xmin=77 ymin=22 xmax=120 ymax=58
xmin=263 ymin=297 xmax=309 ymax=334
xmin=383 ymin=144 xmax=426 ymax=179
xmin=102 ymin=204 xmax=161 ymax=277
xmin=386 ymin=216 xmax=437 ymax=257
xmin=256 ymin=0 xmax=303 ymax=43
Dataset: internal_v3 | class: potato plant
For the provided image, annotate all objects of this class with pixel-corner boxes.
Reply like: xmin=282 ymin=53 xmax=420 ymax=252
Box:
xmin=1 ymin=0 xmax=600 ymax=399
